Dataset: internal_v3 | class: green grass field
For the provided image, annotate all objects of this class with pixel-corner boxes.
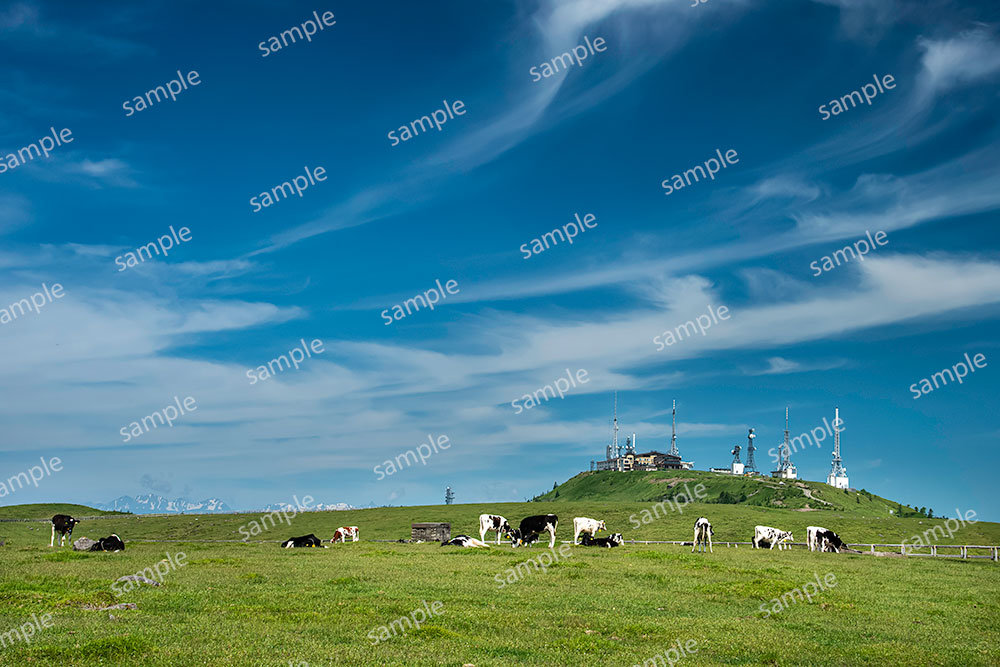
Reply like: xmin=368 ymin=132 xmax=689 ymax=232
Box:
xmin=1 ymin=499 xmax=998 ymax=666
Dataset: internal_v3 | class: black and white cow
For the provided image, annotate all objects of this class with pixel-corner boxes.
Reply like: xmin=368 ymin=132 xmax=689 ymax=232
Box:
xmin=441 ymin=534 xmax=490 ymax=548
xmin=753 ymin=525 xmax=793 ymax=550
xmin=478 ymin=514 xmax=512 ymax=545
xmin=281 ymin=534 xmax=325 ymax=548
xmin=90 ymin=534 xmax=126 ymax=552
xmin=807 ymin=526 xmax=846 ymax=553
xmin=573 ymin=517 xmax=606 ymax=545
xmin=509 ymin=514 xmax=558 ymax=548
xmin=581 ymin=533 xmax=623 ymax=548
xmin=692 ymin=517 xmax=713 ymax=553
xmin=50 ymin=514 xmax=79 ymax=547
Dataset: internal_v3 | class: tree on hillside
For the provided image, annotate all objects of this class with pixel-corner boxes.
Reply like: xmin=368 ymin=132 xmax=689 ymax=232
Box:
xmin=919 ymin=507 xmax=926 ymax=516
xmin=928 ymin=509 xmax=933 ymax=518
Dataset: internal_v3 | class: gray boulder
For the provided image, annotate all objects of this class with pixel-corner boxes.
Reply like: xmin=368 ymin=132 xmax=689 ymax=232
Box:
xmin=73 ymin=537 xmax=98 ymax=551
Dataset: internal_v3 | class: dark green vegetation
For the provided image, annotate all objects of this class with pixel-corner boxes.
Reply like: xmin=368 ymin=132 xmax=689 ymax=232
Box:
xmin=0 ymin=499 xmax=997 ymax=666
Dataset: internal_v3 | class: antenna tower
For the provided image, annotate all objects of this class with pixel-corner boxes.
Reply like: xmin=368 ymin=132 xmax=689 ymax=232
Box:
xmin=745 ymin=428 xmax=757 ymax=472
xmin=829 ymin=407 xmax=846 ymax=478
xmin=668 ymin=399 xmax=680 ymax=457
xmin=444 ymin=486 xmax=454 ymax=505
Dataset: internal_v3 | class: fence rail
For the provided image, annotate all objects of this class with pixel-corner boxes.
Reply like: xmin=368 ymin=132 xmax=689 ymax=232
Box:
xmin=624 ymin=539 xmax=999 ymax=561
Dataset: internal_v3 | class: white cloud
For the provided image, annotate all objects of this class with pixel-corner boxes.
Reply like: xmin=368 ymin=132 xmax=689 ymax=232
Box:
xmin=748 ymin=356 xmax=846 ymax=376
xmin=918 ymin=28 xmax=1000 ymax=96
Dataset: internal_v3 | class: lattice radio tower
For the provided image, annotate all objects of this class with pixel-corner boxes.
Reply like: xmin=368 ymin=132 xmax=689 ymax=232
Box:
xmin=668 ymin=399 xmax=680 ymax=458
xmin=779 ymin=406 xmax=792 ymax=471
xmin=445 ymin=486 xmax=454 ymax=505
xmin=745 ymin=428 xmax=757 ymax=472
xmin=829 ymin=407 xmax=847 ymax=479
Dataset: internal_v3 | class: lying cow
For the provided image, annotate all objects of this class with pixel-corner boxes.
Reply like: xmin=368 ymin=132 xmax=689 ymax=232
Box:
xmin=753 ymin=525 xmax=793 ymax=550
xmin=807 ymin=526 xmax=846 ymax=553
xmin=509 ymin=514 xmax=558 ymax=548
xmin=581 ymin=533 xmax=623 ymax=548
xmin=90 ymin=534 xmax=126 ymax=552
xmin=478 ymin=514 xmax=512 ymax=545
xmin=573 ymin=517 xmax=606 ymax=545
xmin=281 ymin=534 xmax=326 ymax=548
xmin=331 ymin=526 xmax=359 ymax=543
xmin=692 ymin=517 xmax=713 ymax=553
xmin=441 ymin=535 xmax=490 ymax=548
xmin=50 ymin=514 xmax=79 ymax=548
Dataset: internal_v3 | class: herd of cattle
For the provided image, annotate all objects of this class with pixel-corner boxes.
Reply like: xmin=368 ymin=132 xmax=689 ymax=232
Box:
xmin=46 ymin=512 xmax=849 ymax=554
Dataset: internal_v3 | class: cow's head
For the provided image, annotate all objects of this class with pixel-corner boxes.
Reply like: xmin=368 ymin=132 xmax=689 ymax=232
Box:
xmin=609 ymin=533 xmax=624 ymax=546
xmin=508 ymin=529 xmax=522 ymax=547
xmin=783 ymin=531 xmax=793 ymax=543
xmin=598 ymin=520 xmax=607 ymax=532
xmin=500 ymin=520 xmax=512 ymax=536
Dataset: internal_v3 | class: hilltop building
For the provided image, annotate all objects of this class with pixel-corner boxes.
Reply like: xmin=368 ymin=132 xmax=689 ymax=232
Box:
xmin=710 ymin=443 xmax=745 ymax=475
xmin=591 ymin=395 xmax=692 ymax=472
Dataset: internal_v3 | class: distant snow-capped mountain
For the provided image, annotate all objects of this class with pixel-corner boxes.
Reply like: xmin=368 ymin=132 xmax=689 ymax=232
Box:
xmin=96 ymin=494 xmax=354 ymax=514
xmin=96 ymin=494 xmax=232 ymax=514
xmin=258 ymin=501 xmax=354 ymax=512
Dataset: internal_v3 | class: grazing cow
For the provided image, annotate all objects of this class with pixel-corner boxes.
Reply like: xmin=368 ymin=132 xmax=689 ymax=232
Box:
xmin=581 ymin=533 xmax=623 ymax=548
xmin=753 ymin=525 xmax=793 ymax=550
xmin=478 ymin=514 xmax=512 ymax=545
xmin=90 ymin=534 xmax=126 ymax=552
xmin=509 ymin=514 xmax=558 ymax=548
xmin=692 ymin=517 xmax=713 ymax=553
xmin=331 ymin=526 xmax=360 ymax=543
xmin=441 ymin=534 xmax=490 ymax=548
xmin=281 ymin=534 xmax=325 ymax=548
xmin=50 ymin=514 xmax=79 ymax=548
xmin=573 ymin=517 xmax=606 ymax=545
xmin=816 ymin=528 xmax=847 ymax=553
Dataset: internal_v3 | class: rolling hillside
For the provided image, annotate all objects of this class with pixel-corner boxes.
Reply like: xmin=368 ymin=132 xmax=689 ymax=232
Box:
xmin=534 ymin=470 xmax=930 ymax=518
xmin=1 ymin=497 xmax=996 ymax=549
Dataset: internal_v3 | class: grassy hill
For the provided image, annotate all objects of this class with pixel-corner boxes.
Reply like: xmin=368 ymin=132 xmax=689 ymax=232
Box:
xmin=534 ymin=470 xmax=932 ymax=518
xmin=0 ymin=503 xmax=125 ymax=520
xmin=0 ymin=502 xmax=997 ymax=665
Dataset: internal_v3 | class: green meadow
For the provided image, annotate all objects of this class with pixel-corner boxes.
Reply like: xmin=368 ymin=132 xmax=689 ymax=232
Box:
xmin=0 ymin=489 xmax=998 ymax=665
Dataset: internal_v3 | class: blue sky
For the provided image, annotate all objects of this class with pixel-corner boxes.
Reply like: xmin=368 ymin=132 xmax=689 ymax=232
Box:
xmin=1 ymin=0 xmax=999 ymax=520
